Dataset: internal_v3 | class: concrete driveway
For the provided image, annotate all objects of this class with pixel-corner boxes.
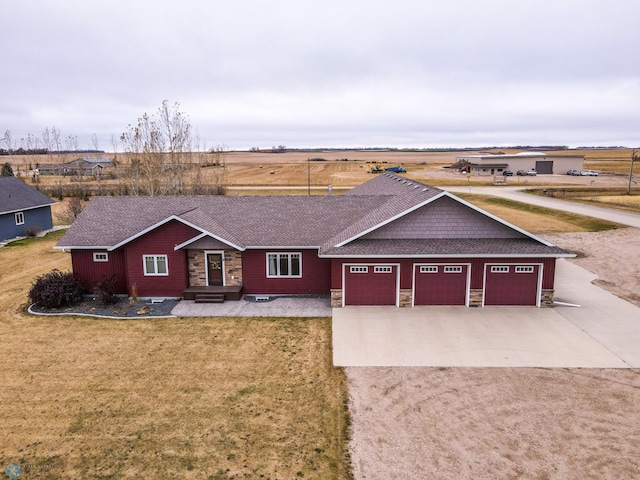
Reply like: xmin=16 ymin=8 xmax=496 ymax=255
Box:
xmin=332 ymin=259 xmax=640 ymax=368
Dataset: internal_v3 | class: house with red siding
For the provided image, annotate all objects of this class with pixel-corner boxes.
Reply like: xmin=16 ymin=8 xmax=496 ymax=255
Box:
xmin=55 ymin=174 xmax=572 ymax=307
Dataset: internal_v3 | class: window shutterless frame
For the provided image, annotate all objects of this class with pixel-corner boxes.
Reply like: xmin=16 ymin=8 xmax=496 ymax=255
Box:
xmin=93 ymin=252 xmax=108 ymax=262
xmin=15 ymin=212 xmax=24 ymax=225
xmin=143 ymin=255 xmax=168 ymax=276
xmin=266 ymin=252 xmax=302 ymax=278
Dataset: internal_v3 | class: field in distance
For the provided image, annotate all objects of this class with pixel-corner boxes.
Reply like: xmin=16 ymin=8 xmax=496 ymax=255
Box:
xmin=4 ymin=147 xmax=637 ymax=192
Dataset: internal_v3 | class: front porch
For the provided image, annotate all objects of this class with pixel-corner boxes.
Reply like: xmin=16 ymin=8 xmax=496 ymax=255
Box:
xmin=182 ymin=285 xmax=243 ymax=301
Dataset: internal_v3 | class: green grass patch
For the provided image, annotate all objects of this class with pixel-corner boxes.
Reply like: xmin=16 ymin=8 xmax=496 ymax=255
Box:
xmin=3 ymin=228 xmax=66 ymax=248
xmin=457 ymin=193 xmax=623 ymax=232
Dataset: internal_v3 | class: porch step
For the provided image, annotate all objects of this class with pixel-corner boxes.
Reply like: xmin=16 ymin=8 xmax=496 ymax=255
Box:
xmin=194 ymin=293 xmax=225 ymax=303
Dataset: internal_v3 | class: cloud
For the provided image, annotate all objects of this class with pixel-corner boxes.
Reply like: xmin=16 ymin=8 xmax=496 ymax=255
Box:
xmin=1 ymin=0 xmax=639 ymax=149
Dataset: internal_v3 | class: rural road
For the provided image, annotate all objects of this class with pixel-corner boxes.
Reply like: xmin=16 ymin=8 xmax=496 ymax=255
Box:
xmin=443 ymin=186 xmax=640 ymax=229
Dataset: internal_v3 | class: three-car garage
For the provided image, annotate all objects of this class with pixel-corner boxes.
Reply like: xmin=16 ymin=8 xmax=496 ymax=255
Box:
xmin=341 ymin=262 xmax=543 ymax=307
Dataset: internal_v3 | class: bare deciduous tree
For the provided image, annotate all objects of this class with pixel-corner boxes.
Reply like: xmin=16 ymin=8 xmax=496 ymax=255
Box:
xmin=56 ymin=196 xmax=84 ymax=224
xmin=120 ymin=100 xmax=200 ymax=196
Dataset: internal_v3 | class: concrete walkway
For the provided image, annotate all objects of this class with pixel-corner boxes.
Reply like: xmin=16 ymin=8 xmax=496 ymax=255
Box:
xmin=332 ymin=259 xmax=640 ymax=368
xmin=443 ymin=185 xmax=640 ymax=228
xmin=171 ymin=295 xmax=332 ymax=317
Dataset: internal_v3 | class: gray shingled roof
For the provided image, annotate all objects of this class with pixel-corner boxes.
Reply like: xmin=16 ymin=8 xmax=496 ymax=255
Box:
xmin=0 ymin=176 xmax=55 ymax=214
xmin=56 ymin=194 xmax=385 ymax=249
xmin=324 ymin=174 xmax=443 ymax=248
xmin=56 ymin=174 xmax=568 ymax=258
xmin=320 ymin=238 xmax=571 ymax=257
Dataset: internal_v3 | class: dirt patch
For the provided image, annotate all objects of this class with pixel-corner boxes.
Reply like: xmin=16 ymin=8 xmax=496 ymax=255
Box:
xmin=545 ymin=228 xmax=640 ymax=307
xmin=347 ymin=229 xmax=640 ymax=479
xmin=347 ymin=367 xmax=640 ymax=480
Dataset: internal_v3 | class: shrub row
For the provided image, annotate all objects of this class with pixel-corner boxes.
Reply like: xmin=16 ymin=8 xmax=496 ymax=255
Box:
xmin=29 ymin=271 xmax=119 ymax=309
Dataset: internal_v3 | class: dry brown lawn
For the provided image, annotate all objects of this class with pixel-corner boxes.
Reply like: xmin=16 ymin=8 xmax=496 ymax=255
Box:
xmin=0 ymin=232 xmax=351 ymax=479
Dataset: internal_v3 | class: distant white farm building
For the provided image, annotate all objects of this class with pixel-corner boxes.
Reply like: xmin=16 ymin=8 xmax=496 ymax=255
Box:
xmin=456 ymin=152 xmax=584 ymax=176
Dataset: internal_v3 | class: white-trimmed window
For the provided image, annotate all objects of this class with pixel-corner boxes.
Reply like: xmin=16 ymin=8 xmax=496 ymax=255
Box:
xmin=491 ymin=266 xmax=510 ymax=273
xmin=93 ymin=252 xmax=109 ymax=262
xmin=444 ymin=266 xmax=463 ymax=273
xmin=15 ymin=212 xmax=24 ymax=225
xmin=516 ymin=266 xmax=535 ymax=273
xmin=267 ymin=252 xmax=302 ymax=278
xmin=420 ymin=266 xmax=438 ymax=273
xmin=144 ymin=255 xmax=168 ymax=276
xmin=374 ymin=266 xmax=393 ymax=273
xmin=350 ymin=266 xmax=368 ymax=273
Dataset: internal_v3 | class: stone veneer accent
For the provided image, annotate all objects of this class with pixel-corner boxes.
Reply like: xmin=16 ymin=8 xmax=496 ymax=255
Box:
xmin=399 ymin=289 xmax=412 ymax=307
xmin=469 ymin=289 xmax=483 ymax=307
xmin=187 ymin=249 xmax=242 ymax=287
xmin=331 ymin=289 xmax=342 ymax=308
xmin=540 ymin=289 xmax=554 ymax=308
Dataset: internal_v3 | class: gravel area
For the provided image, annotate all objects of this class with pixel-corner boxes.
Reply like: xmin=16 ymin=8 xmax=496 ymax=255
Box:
xmin=29 ymin=296 xmax=179 ymax=318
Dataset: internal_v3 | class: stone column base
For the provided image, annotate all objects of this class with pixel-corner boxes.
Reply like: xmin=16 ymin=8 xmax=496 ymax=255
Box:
xmin=540 ymin=289 xmax=554 ymax=307
xmin=330 ymin=289 xmax=343 ymax=308
xmin=469 ymin=289 xmax=483 ymax=307
xmin=399 ymin=289 xmax=412 ymax=307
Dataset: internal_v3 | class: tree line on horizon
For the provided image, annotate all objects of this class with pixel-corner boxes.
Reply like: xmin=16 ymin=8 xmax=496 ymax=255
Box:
xmin=1 ymin=101 xmax=226 ymax=198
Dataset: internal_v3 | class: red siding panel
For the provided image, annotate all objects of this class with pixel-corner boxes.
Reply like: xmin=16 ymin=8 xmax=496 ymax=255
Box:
xmin=242 ymin=249 xmax=331 ymax=295
xmin=71 ymin=249 xmax=127 ymax=293
xmin=124 ymin=220 xmax=199 ymax=297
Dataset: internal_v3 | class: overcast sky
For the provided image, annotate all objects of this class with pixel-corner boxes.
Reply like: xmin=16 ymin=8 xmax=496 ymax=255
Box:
xmin=2 ymin=0 xmax=639 ymax=151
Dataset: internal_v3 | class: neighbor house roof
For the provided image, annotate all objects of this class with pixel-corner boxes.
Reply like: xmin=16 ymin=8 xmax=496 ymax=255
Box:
xmin=0 ymin=176 xmax=56 ymax=215
xmin=56 ymin=174 xmax=570 ymax=258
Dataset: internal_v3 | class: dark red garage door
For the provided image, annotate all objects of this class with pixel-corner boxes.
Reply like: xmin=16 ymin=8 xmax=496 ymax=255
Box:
xmin=344 ymin=265 xmax=398 ymax=306
xmin=414 ymin=264 xmax=468 ymax=305
xmin=485 ymin=264 xmax=540 ymax=306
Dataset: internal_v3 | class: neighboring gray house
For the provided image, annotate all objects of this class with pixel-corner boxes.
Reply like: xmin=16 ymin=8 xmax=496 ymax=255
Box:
xmin=0 ymin=176 xmax=55 ymax=242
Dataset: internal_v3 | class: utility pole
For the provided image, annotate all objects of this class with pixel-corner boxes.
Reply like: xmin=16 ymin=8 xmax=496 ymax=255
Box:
xmin=307 ymin=157 xmax=311 ymax=196
xmin=628 ymin=148 xmax=637 ymax=195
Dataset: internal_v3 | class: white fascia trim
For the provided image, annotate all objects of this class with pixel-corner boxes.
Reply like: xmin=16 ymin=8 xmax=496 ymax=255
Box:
xmin=2 ymin=202 xmax=56 ymax=216
xmin=108 ymin=215 xmax=244 ymax=252
xmin=441 ymin=192 xmax=556 ymax=247
xmin=320 ymin=253 xmax=576 ymax=259
xmin=245 ymin=245 xmax=320 ymax=250
xmin=53 ymin=245 xmax=111 ymax=250
xmin=334 ymin=193 xmax=445 ymax=248
xmin=174 ymin=232 xmax=245 ymax=251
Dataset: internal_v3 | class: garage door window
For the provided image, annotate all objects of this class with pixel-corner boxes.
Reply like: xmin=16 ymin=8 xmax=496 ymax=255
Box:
xmin=491 ymin=266 xmax=510 ymax=273
xmin=420 ymin=266 xmax=438 ymax=273
xmin=350 ymin=266 xmax=368 ymax=273
xmin=374 ymin=266 xmax=393 ymax=273
xmin=516 ymin=266 xmax=534 ymax=273
xmin=444 ymin=266 xmax=462 ymax=273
